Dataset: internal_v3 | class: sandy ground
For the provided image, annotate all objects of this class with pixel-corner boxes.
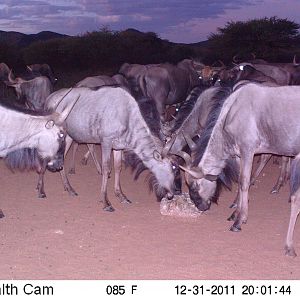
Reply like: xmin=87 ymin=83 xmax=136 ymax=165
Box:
xmin=0 ymin=145 xmax=299 ymax=280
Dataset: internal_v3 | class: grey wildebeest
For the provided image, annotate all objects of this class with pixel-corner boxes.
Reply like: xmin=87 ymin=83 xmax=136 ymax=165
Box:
xmin=5 ymin=70 xmax=53 ymax=110
xmin=26 ymin=63 xmax=58 ymax=85
xmin=69 ymin=73 xmax=130 ymax=174
xmin=43 ymin=86 xmax=181 ymax=211
xmin=0 ymin=93 xmax=78 ymax=217
xmin=0 ymin=62 xmax=10 ymax=97
xmin=180 ymin=82 xmax=300 ymax=256
xmin=75 ymin=74 xmax=129 ymax=90
xmin=119 ymin=59 xmax=202 ymax=121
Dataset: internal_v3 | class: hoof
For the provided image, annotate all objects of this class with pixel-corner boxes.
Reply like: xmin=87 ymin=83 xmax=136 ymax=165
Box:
xmin=38 ymin=193 xmax=47 ymax=199
xmin=103 ymin=206 xmax=115 ymax=212
xmin=227 ymin=215 xmax=235 ymax=221
xmin=64 ymin=188 xmax=78 ymax=196
xmin=229 ymin=203 xmax=237 ymax=209
xmin=68 ymin=168 xmax=75 ymax=175
xmin=121 ymin=198 xmax=132 ymax=204
xmin=230 ymin=225 xmax=241 ymax=232
xmin=270 ymin=188 xmax=279 ymax=194
xmin=81 ymin=158 xmax=88 ymax=166
xmin=116 ymin=194 xmax=132 ymax=204
xmin=0 ymin=210 xmax=4 ymax=218
xmin=285 ymin=246 xmax=297 ymax=257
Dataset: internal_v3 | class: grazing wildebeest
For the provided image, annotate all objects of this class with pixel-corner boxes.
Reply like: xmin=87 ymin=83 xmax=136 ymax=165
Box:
xmin=119 ymin=59 xmax=203 ymax=121
xmin=43 ymin=86 xmax=181 ymax=211
xmin=0 ymin=94 xmax=78 ymax=217
xmin=26 ymin=63 xmax=57 ymax=85
xmin=180 ymin=82 xmax=300 ymax=256
xmin=5 ymin=70 xmax=53 ymax=110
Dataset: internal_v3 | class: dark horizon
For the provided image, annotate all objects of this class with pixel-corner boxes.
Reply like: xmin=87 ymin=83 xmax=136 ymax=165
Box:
xmin=0 ymin=1 xmax=300 ymax=44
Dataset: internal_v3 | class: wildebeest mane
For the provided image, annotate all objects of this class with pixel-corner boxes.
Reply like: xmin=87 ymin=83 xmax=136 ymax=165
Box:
xmin=172 ymin=86 xmax=206 ymax=132
xmin=191 ymin=87 xmax=239 ymax=197
xmin=129 ymin=79 xmax=162 ymax=139
xmin=89 ymin=84 xmax=121 ymax=91
xmin=4 ymin=148 xmax=42 ymax=172
xmin=192 ymin=87 xmax=232 ymax=167
xmin=123 ymin=150 xmax=166 ymax=201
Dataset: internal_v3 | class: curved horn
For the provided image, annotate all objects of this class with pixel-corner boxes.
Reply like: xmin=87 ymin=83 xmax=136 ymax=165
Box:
xmin=218 ymin=60 xmax=226 ymax=67
xmin=174 ymin=150 xmax=191 ymax=165
xmin=293 ymin=55 xmax=299 ymax=66
xmin=179 ymin=165 xmax=204 ymax=179
xmin=161 ymin=134 xmax=176 ymax=158
xmin=8 ymin=69 xmax=16 ymax=83
xmin=232 ymin=55 xmax=239 ymax=63
xmin=55 ymin=91 xmax=80 ymax=125
xmin=182 ymin=131 xmax=197 ymax=151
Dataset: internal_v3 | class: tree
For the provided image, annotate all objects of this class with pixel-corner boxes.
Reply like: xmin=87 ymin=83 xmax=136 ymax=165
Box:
xmin=208 ymin=16 xmax=300 ymax=62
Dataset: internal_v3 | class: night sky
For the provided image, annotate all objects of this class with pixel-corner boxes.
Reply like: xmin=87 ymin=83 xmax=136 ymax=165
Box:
xmin=0 ymin=0 xmax=300 ymax=43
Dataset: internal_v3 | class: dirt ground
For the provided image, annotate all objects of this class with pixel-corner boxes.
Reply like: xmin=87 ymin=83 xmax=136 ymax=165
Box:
xmin=0 ymin=146 xmax=299 ymax=280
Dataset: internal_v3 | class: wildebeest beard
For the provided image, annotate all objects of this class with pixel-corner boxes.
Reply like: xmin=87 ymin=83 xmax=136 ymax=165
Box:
xmin=123 ymin=150 xmax=172 ymax=201
xmin=4 ymin=148 xmax=43 ymax=172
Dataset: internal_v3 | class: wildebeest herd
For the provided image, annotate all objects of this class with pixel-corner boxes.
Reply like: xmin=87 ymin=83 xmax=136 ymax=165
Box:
xmin=1 ymin=55 xmax=300 ymax=258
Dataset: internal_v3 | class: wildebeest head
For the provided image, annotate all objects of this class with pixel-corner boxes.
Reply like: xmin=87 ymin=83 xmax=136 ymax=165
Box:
xmin=4 ymin=70 xmax=25 ymax=100
xmin=37 ymin=94 xmax=80 ymax=171
xmin=194 ymin=61 xmax=226 ymax=86
xmin=174 ymin=148 xmax=217 ymax=210
xmin=151 ymin=150 xmax=182 ymax=200
xmin=0 ymin=62 xmax=10 ymax=81
xmin=182 ymin=165 xmax=218 ymax=211
xmin=27 ymin=63 xmax=58 ymax=85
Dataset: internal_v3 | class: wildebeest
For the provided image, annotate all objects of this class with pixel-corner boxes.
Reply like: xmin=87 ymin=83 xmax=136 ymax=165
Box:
xmin=180 ymin=82 xmax=300 ymax=256
xmin=5 ymin=70 xmax=53 ymax=110
xmin=75 ymin=74 xmax=129 ymax=90
xmin=0 ymin=62 xmax=11 ymax=97
xmin=43 ymin=86 xmax=181 ymax=211
xmin=26 ymin=63 xmax=57 ymax=85
xmin=119 ymin=59 xmax=203 ymax=121
xmin=69 ymin=73 xmax=131 ymax=174
xmin=0 ymin=93 xmax=78 ymax=217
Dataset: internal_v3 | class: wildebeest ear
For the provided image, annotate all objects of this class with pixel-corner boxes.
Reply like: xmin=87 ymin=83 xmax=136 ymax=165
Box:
xmin=26 ymin=65 xmax=33 ymax=72
xmin=45 ymin=120 xmax=55 ymax=129
xmin=153 ymin=150 xmax=162 ymax=161
xmin=205 ymin=174 xmax=218 ymax=181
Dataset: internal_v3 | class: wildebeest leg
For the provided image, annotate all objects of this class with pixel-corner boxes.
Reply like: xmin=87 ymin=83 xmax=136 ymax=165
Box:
xmin=113 ymin=150 xmax=131 ymax=204
xmin=60 ymin=136 xmax=78 ymax=196
xmin=230 ymin=153 xmax=253 ymax=231
xmin=36 ymin=161 xmax=48 ymax=198
xmin=285 ymin=189 xmax=300 ymax=257
xmin=229 ymin=190 xmax=240 ymax=209
xmin=100 ymin=143 xmax=114 ymax=212
xmin=0 ymin=209 xmax=4 ymax=218
xmin=87 ymin=144 xmax=102 ymax=175
xmin=250 ymin=154 xmax=272 ymax=185
xmin=81 ymin=146 xmax=90 ymax=165
xmin=68 ymin=142 xmax=79 ymax=174
xmin=285 ymin=157 xmax=300 ymax=256
xmin=271 ymin=156 xmax=290 ymax=194
xmin=229 ymin=156 xmax=241 ymax=209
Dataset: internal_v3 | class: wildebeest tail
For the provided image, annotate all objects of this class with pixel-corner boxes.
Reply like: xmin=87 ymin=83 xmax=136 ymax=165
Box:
xmin=4 ymin=148 xmax=42 ymax=172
